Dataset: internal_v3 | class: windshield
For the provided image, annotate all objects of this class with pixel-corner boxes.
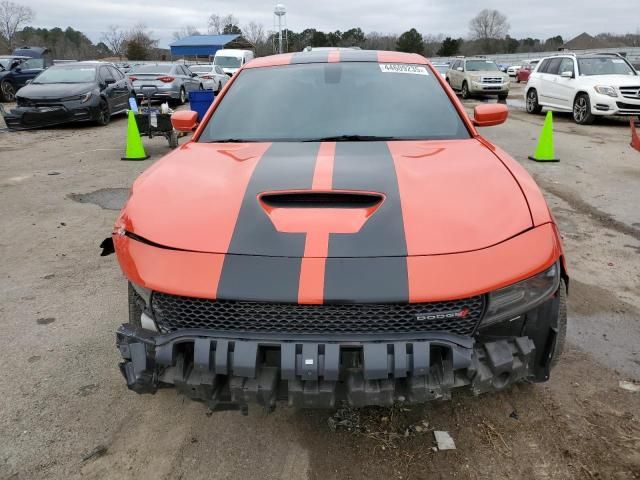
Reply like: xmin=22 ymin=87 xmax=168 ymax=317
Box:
xmin=189 ymin=65 xmax=212 ymax=73
xmin=434 ymin=65 xmax=449 ymax=74
xmin=466 ymin=60 xmax=500 ymax=72
xmin=199 ymin=62 xmax=469 ymax=142
xmin=129 ymin=64 xmax=173 ymax=74
xmin=0 ymin=58 xmax=10 ymax=69
xmin=33 ymin=66 xmax=96 ymax=84
xmin=578 ymin=57 xmax=636 ymax=76
xmin=215 ymin=56 xmax=241 ymax=68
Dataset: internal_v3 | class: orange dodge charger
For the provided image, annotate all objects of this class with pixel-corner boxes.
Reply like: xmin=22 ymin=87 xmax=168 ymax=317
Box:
xmin=106 ymin=49 xmax=568 ymax=413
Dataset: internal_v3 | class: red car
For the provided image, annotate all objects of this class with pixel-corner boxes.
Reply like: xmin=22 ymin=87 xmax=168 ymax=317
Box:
xmin=107 ymin=50 xmax=568 ymax=412
xmin=516 ymin=59 xmax=540 ymax=83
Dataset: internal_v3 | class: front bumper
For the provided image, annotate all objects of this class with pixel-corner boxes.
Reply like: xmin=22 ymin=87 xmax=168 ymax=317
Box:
xmin=2 ymin=103 xmax=97 ymax=129
xmin=591 ymin=92 xmax=640 ymax=116
xmin=470 ymin=81 xmax=509 ymax=95
xmin=116 ymin=324 xmax=537 ymax=412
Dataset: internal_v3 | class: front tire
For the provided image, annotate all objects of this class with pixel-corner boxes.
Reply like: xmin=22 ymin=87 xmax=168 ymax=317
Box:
xmin=461 ymin=81 xmax=470 ymax=99
xmin=1 ymin=80 xmax=16 ymax=102
xmin=550 ymin=280 xmax=568 ymax=367
xmin=128 ymin=283 xmax=142 ymax=328
xmin=573 ymin=93 xmax=595 ymax=125
xmin=526 ymin=88 xmax=542 ymax=114
xmin=95 ymin=99 xmax=111 ymax=126
xmin=179 ymin=87 xmax=186 ymax=105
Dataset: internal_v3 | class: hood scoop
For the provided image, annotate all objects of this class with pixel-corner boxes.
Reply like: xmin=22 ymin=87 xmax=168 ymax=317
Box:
xmin=259 ymin=191 xmax=384 ymax=209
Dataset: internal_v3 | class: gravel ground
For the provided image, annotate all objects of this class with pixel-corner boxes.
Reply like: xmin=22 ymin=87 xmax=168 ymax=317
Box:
xmin=1 ymin=84 xmax=639 ymax=480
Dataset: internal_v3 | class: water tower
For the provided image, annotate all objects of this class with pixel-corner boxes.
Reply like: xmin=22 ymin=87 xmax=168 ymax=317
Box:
xmin=274 ymin=3 xmax=287 ymax=54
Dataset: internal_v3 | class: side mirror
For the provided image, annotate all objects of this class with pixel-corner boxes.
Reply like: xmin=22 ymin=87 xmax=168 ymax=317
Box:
xmin=456 ymin=67 xmax=463 ymax=71
xmin=191 ymin=72 xmax=198 ymax=77
xmin=104 ymin=78 xmax=116 ymax=86
xmin=171 ymin=110 xmax=198 ymax=132
xmin=561 ymin=71 xmax=573 ymax=78
xmin=472 ymin=104 xmax=508 ymax=127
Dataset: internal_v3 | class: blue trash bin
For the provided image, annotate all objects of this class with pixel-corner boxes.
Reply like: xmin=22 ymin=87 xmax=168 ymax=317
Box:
xmin=188 ymin=90 xmax=215 ymax=121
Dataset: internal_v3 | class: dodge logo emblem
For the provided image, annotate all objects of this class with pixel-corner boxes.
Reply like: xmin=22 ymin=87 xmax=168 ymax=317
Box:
xmin=416 ymin=307 xmax=470 ymax=322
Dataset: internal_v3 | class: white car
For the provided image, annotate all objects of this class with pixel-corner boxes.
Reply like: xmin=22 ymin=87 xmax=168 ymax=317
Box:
xmin=187 ymin=64 xmax=229 ymax=93
xmin=506 ymin=65 xmax=521 ymax=77
xmin=213 ymin=49 xmax=255 ymax=76
xmin=524 ymin=53 xmax=640 ymax=124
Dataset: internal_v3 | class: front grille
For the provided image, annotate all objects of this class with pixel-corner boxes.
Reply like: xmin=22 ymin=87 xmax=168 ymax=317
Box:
xmin=616 ymin=101 xmax=640 ymax=113
xmin=482 ymin=77 xmax=503 ymax=84
xmin=619 ymin=86 xmax=640 ymax=100
xmin=151 ymin=293 xmax=485 ymax=336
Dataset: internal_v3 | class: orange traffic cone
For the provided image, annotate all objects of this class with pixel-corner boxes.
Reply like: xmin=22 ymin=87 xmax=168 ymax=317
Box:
xmin=631 ymin=118 xmax=640 ymax=153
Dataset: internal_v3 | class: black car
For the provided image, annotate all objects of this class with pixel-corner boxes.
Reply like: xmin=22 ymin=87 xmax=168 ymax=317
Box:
xmin=3 ymin=62 xmax=132 ymax=129
xmin=0 ymin=55 xmax=47 ymax=101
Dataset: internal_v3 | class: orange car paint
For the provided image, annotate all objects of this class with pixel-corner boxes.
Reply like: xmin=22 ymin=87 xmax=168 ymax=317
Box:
xmin=387 ymin=139 xmax=533 ymax=256
xmin=115 ymin=50 xmax=566 ymax=304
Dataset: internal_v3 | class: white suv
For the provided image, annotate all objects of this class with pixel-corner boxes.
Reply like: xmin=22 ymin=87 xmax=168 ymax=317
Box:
xmin=525 ymin=53 xmax=640 ymax=124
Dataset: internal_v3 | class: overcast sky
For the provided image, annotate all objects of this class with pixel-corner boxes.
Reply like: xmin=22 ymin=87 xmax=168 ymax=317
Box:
xmin=25 ymin=0 xmax=639 ymax=48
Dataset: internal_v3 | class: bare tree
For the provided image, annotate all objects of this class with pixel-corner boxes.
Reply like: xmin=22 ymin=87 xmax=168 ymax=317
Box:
xmin=0 ymin=0 xmax=34 ymax=51
xmin=242 ymin=21 xmax=265 ymax=46
xmin=101 ymin=25 xmax=126 ymax=60
xmin=125 ymin=23 xmax=158 ymax=61
xmin=172 ymin=25 xmax=201 ymax=41
xmin=208 ymin=14 xmax=223 ymax=35
xmin=221 ymin=14 xmax=240 ymax=32
xmin=469 ymin=9 xmax=509 ymax=41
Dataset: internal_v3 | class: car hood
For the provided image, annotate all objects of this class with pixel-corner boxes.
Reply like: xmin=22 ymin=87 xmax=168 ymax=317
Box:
xmin=16 ymin=82 xmax=95 ymax=99
xmin=471 ymin=70 xmax=508 ymax=78
xmin=577 ymin=74 xmax=640 ymax=87
xmin=119 ymin=139 xmax=533 ymax=257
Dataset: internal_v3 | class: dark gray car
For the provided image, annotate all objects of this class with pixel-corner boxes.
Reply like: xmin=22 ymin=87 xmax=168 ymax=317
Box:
xmin=128 ymin=64 xmax=202 ymax=105
xmin=3 ymin=62 xmax=131 ymax=129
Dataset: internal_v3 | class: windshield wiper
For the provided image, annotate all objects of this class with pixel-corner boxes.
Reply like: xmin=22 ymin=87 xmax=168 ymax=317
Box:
xmin=302 ymin=135 xmax=397 ymax=142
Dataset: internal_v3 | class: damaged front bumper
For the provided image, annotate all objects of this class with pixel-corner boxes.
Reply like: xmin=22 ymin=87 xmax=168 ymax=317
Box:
xmin=1 ymin=104 xmax=96 ymax=130
xmin=116 ymin=324 xmax=537 ymax=412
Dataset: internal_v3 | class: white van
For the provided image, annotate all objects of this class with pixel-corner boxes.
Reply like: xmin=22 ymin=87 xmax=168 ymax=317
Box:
xmin=213 ymin=49 xmax=255 ymax=76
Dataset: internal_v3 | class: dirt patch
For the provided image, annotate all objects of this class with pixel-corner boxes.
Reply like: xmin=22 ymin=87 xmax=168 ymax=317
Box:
xmin=68 ymin=188 xmax=130 ymax=211
xmin=569 ymin=279 xmax=638 ymax=316
xmin=298 ymin=349 xmax=640 ymax=480
xmin=536 ymin=177 xmax=640 ymax=242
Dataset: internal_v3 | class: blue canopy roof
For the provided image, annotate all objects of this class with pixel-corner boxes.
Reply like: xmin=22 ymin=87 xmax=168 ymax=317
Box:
xmin=169 ymin=34 xmax=252 ymax=57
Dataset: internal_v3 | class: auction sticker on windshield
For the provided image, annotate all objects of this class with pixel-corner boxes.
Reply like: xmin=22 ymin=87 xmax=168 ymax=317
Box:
xmin=379 ymin=64 xmax=429 ymax=75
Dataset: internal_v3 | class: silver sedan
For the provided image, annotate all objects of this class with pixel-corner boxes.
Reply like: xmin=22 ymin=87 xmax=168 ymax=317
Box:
xmin=188 ymin=64 xmax=229 ymax=93
xmin=127 ymin=64 xmax=202 ymax=105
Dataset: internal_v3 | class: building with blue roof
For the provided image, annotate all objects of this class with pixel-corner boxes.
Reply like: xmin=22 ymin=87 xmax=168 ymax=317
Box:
xmin=169 ymin=34 xmax=254 ymax=59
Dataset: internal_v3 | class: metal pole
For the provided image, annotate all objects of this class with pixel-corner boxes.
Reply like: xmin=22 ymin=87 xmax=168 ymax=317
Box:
xmin=278 ymin=15 xmax=283 ymax=54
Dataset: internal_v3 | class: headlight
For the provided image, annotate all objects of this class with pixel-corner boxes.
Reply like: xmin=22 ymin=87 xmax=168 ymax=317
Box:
xmin=594 ymin=85 xmax=617 ymax=97
xmin=80 ymin=91 xmax=93 ymax=103
xmin=480 ymin=262 xmax=560 ymax=328
xmin=470 ymin=75 xmax=482 ymax=82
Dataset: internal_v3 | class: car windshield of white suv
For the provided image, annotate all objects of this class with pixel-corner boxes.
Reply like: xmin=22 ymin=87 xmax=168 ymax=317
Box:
xmin=578 ymin=57 xmax=636 ymax=76
xmin=32 ymin=66 xmax=96 ymax=84
xmin=199 ymin=62 xmax=470 ymax=142
xmin=466 ymin=60 xmax=500 ymax=72
xmin=215 ymin=56 xmax=241 ymax=68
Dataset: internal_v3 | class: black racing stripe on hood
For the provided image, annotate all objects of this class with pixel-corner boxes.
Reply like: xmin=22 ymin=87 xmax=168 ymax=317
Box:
xmin=290 ymin=51 xmax=330 ymax=64
xmin=328 ymin=142 xmax=408 ymax=257
xmin=323 ymin=142 xmax=409 ymax=303
xmin=216 ymin=142 xmax=320 ymax=302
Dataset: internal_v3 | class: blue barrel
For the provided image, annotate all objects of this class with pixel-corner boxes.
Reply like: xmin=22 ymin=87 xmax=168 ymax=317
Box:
xmin=188 ymin=90 xmax=215 ymax=121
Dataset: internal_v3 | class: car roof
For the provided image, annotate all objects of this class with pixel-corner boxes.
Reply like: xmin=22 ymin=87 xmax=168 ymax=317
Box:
xmin=246 ymin=50 xmax=427 ymax=69
xmin=0 ymin=55 xmax=30 ymax=60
